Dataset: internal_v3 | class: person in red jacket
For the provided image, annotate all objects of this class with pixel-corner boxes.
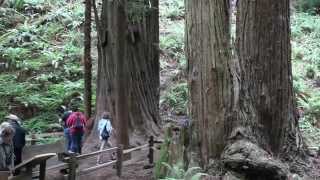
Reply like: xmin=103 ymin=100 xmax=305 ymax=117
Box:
xmin=66 ymin=106 xmax=86 ymax=154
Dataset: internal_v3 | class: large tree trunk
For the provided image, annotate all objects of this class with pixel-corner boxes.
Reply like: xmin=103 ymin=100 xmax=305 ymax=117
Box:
xmin=83 ymin=0 xmax=92 ymax=118
xmin=126 ymin=0 xmax=160 ymax=138
xmin=186 ymin=0 xmax=233 ymax=167
xmin=186 ymin=0 xmax=306 ymax=179
xmin=236 ymin=0 xmax=303 ymax=159
xmin=114 ymin=0 xmax=129 ymax=148
xmin=91 ymin=0 xmax=160 ymax=147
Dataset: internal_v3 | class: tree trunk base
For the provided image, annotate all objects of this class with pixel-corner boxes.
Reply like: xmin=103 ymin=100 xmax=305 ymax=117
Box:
xmin=221 ymin=140 xmax=288 ymax=180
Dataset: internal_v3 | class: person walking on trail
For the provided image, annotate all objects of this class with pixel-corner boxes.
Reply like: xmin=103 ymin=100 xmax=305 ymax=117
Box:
xmin=59 ymin=106 xmax=72 ymax=152
xmin=0 ymin=122 xmax=15 ymax=171
xmin=5 ymin=114 xmax=26 ymax=167
xmin=67 ymin=107 xmax=86 ymax=154
xmin=97 ymin=112 xmax=113 ymax=164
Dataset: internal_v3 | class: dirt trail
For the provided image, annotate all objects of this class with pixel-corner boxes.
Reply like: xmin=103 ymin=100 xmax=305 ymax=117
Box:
xmin=22 ymin=140 xmax=155 ymax=180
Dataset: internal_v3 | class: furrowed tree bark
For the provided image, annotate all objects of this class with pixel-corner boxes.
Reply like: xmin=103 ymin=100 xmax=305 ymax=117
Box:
xmin=84 ymin=0 xmax=92 ymax=118
xmin=126 ymin=0 xmax=160 ymax=137
xmin=115 ymin=0 xmax=129 ymax=149
xmin=186 ymin=0 xmax=233 ymax=167
xmin=235 ymin=0 xmax=304 ymax=162
xmin=91 ymin=0 xmax=160 ymax=146
xmin=186 ymin=0 xmax=306 ymax=179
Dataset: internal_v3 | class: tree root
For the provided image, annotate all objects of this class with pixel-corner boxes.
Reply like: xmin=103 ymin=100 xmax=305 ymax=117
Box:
xmin=221 ymin=139 xmax=288 ymax=180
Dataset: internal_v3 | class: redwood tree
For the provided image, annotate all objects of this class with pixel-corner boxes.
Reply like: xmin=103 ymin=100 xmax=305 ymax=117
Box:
xmin=236 ymin=0 xmax=302 ymax=158
xmin=186 ymin=0 xmax=305 ymax=178
xmin=92 ymin=0 xmax=160 ymax=146
xmin=186 ymin=0 xmax=233 ymax=166
xmin=83 ymin=0 xmax=92 ymax=118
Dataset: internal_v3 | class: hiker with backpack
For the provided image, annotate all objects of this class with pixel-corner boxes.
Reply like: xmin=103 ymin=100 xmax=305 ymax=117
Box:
xmin=97 ymin=112 xmax=113 ymax=164
xmin=66 ymin=106 xmax=86 ymax=154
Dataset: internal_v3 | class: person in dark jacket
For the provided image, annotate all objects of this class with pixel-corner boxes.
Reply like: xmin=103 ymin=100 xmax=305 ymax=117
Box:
xmin=59 ymin=106 xmax=72 ymax=152
xmin=5 ymin=114 xmax=26 ymax=167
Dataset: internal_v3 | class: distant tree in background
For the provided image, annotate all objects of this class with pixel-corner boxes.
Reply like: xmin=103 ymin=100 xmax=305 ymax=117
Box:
xmin=83 ymin=0 xmax=92 ymax=118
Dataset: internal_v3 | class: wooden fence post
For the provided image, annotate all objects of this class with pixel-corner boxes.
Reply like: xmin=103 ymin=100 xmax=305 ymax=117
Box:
xmin=148 ymin=136 xmax=154 ymax=164
xmin=39 ymin=161 xmax=47 ymax=180
xmin=68 ymin=154 xmax=77 ymax=180
xmin=116 ymin=145 xmax=123 ymax=177
xmin=0 ymin=171 xmax=9 ymax=180
xmin=31 ymin=134 xmax=37 ymax=145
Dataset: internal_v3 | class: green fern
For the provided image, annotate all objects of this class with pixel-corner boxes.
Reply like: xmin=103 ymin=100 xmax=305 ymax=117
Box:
xmin=160 ymin=162 xmax=208 ymax=180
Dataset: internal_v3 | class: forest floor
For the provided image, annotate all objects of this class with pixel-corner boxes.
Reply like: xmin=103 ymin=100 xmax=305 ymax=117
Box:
xmin=22 ymin=139 xmax=158 ymax=179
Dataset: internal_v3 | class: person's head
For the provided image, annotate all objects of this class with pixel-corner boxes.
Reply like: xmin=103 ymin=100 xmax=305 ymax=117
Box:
xmin=0 ymin=122 xmax=15 ymax=144
xmin=5 ymin=114 xmax=19 ymax=121
xmin=5 ymin=114 xmax=21 ymax=125
xmin=102 ymin=112 xmax=111 ymax=119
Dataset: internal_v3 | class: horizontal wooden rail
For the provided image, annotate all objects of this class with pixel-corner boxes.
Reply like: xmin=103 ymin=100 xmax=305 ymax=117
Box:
xmin=54 ymin=136 xmax=159 ymax=179
xmin=78 ymin=160 xmax=117 ymax=175
xmin=77 ymin=147 xmax=118 ymax=160
xmin=123 ymin=144 xmax=148 ymax=154
xmin=33 ymin=163 xmax=68 ymax=176
xmin=46 ymin=163 xmax=68 ymax=171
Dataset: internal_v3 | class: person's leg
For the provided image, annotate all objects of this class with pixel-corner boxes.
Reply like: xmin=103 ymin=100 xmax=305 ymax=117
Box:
xmin=70 ymin=133 xmax=77 ymax=153
xmin=14 ymin=147 xmax=22 ymax=166
xmin=78 ymin=132 xmax=83 ymax=154
xmin=106 ymin=140 xmax=112 ymax=148
xmin=13 ymin=147 xmax=22 ymax=175
xmin=67 ymin=129 xmax=72 ymax=151
xmin=97 ymin=140 xmax=106 ymax=164
xmin=64 ymin=128 xmax=71 ymax=152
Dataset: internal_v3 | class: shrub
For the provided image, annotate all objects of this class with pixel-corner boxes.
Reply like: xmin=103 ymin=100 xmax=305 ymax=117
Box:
xmin=306 ymin=66 xmax=316 ymax=79
xmin=296 ymin=0 xmax=320 ymax=14
xmin=160 ymin=162 xmax=208 ymax=180
xmin=160 ymin=82 xmax=188 ymax=115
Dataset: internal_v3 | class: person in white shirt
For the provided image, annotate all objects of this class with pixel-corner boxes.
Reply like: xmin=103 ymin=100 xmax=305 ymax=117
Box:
xmin=97 ymin=112 xmax=113 ymax=164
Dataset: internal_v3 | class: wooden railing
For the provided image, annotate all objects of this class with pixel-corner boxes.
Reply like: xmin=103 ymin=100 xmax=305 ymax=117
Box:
xmin=1 ymin=136 xmax=163 ymax=180
xmin=55 ymin=136 xmax=161 ymax=180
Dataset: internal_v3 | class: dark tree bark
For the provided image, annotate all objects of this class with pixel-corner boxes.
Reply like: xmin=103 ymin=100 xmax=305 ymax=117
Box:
xmin=236 ymin=0 xmax=303 ymax=158
xmin=91 ymin=0 xmax=160 ymax=147
xmin=126 ymin=0 xmax=160 ymax=137
xmin=186 ymin=0 xmax=233 ymax=166
xmin=186 ymin=0 xmax=306 ymax=179
xmin=84 ymin=0 xmax=92 ymax=118
xmin=0 ymin=0 xmax=5 ymax=7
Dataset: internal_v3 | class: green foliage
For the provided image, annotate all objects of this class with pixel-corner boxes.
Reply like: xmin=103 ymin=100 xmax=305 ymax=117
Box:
xmin=160 ymin=21 xmax=185 ymax=69
xmin=300 ymin=92 xmax=320 ymax=124
xmin=291 ymin=13 xmax=320 ymax=67
xmin=160 ymin=162 xmax=208 ymax=180
xmin=292 ymin=13 xmax=320 ymax=149
xmin=8 ymin=0 xmax=26 ymax=11
xmin=23 ymin=113 xmax=58 ymax=133
xmin=155 ymin=128 xmax=171 ymax=179
xmin=0 ymin=0 xmax=85 ymax=134
xmin=296 ymin=0 xmax=320 ymax=13
xmin=306 ymin=66 xmax=316 ymax=79
xmin=160 ymin=0 xmax=184 ymax=19
xmin=161 ymin=82 xmax=188 ymax=115
xmin=299 ymin=115 xmax=320 ymax=147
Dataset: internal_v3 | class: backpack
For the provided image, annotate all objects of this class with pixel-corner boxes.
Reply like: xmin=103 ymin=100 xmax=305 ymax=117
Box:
xmin=73 ymin=113 xmax=84 ymax=131
xmin=101 ymin=125 xmax=109 ymax=140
